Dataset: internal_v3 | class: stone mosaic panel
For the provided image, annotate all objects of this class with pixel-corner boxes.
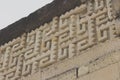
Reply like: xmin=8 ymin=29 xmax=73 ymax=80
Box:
xmin=0 ymin=0 xmax=119 ymax=80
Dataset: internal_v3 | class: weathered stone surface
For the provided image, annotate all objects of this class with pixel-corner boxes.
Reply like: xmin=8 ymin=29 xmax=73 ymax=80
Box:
xmin=89 ymin=63 xmax=119 ymax=80
xmin=0 ymin=0 xmax=120 ymax=80
xmin=0 ymin=0 xmax=84 ymax=46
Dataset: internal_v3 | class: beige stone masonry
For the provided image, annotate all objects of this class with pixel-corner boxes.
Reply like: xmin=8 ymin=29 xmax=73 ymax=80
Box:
xmin=0 ymin=0 xmax=120 ymax=80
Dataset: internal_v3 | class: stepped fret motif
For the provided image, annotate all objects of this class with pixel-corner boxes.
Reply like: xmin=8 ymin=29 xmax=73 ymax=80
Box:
xmin=0 ymin=0 xmax=118 ymax=79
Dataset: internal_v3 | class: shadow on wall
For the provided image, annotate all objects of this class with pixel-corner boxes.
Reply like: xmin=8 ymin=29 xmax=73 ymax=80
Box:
xmin=113 ymin=0 xmax=120 ymax=37
xmin=113 ymin=0 xmax=120 ymax=18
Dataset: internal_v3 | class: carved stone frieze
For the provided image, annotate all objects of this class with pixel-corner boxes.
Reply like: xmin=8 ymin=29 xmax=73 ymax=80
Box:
xmin=0 ymin=0 xmax=120 ymax=80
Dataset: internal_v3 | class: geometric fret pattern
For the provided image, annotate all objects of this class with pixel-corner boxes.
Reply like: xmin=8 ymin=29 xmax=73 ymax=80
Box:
xmin=0 ymin=0 xmax=119 ymax=79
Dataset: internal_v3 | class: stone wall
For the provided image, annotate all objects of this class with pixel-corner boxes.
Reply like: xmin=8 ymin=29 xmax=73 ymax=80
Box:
xmin=0 ymin=0 xmax=120 ymax=80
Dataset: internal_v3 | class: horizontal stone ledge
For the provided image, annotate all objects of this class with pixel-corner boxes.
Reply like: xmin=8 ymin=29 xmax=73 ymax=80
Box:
xmin=0 ymin=0 xmax=84 ymax=46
